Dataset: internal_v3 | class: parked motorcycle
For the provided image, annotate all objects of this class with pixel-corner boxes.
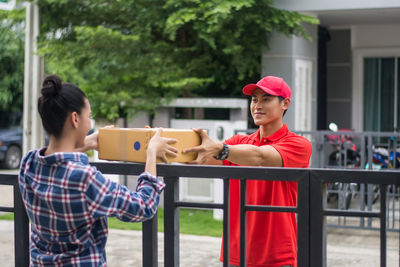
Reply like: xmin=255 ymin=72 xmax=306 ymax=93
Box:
xmin=365 ymin=146 xmax=400 ymax=202
xmin=326 ymin=123 xmax=360 ymax=209
xmin=326 ymin=123 xmax=360 ymax=168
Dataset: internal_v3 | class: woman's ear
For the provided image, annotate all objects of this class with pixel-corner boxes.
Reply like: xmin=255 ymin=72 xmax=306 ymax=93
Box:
xmin=70 ymin=111 xmax=80 ymax=129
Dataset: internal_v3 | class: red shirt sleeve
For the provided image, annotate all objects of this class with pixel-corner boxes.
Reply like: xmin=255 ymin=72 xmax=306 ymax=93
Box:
xmin=271 ymin=135 xmax=312 ymax=168
xmin=224 ymin=134 xmax=242 ymax=145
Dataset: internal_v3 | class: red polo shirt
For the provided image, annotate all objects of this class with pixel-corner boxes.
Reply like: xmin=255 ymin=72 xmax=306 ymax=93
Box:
xmin=220 ymin=124 xmax=312 ymax=267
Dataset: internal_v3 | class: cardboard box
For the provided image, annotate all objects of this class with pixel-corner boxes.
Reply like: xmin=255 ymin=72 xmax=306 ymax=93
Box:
xmin=98 ymin=128 xmax=201 ymax=163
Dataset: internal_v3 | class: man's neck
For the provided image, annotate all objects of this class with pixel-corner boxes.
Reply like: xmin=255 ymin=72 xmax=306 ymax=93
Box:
xmin=259 ymin=121 xmax=283 ymax=138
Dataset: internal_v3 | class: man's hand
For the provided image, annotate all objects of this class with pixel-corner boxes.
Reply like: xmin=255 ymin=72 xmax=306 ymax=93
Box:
xmin=183 ymin=128 xmax=224 ymax=164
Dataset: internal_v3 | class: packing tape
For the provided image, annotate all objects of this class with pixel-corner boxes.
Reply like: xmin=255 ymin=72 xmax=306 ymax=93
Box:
xmin=120 ymin=129 xmax=128 ymax=161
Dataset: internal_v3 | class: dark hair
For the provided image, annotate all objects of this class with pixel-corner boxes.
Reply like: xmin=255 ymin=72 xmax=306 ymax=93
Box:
xmin=38 ymin=74 xmax=87 ymax=138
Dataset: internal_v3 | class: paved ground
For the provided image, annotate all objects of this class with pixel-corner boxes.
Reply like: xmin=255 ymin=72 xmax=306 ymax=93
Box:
xmin=1 ymin=177 xmax=399 ymax=266
xmin=0 ymin=219 xmax=398 ymax=267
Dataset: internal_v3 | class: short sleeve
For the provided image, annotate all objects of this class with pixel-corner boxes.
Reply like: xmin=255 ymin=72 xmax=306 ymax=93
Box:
xmin=271 ymin=135 xmax=312 ymax=168
xmin=224 ymin=135 xmax=241 ymax=145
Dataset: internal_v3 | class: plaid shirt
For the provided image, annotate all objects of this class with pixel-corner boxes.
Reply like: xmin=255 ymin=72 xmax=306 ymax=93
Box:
xmin=18 ymin=147 xmax=165 ymax=267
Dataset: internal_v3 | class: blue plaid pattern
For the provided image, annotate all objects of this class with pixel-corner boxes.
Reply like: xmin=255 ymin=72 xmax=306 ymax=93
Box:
xmin=18 ymin=147 xmax=165 ymax=267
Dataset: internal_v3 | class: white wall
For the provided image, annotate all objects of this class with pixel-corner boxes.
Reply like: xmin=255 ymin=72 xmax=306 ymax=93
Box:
xmin=274 ymin=0 xmax=400 ymax=12
xmin=352 ymin=24 xmax=400 ymax=49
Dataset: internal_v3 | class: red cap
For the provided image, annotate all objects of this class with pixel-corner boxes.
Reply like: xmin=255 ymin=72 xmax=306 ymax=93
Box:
xmin=242 ymin=76 xmax=291 ymax=99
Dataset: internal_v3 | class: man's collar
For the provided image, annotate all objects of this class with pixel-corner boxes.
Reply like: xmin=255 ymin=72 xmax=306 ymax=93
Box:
xmin=250 ymin=124 xmax=289 ymax=144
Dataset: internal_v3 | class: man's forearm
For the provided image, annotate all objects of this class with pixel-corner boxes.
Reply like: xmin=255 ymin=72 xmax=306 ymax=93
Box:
xmin=226 ymin=144 xmax=283 ymax=167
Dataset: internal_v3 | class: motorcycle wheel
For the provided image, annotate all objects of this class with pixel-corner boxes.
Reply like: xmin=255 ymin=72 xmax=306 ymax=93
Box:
xmin=340 ymin=183 xmax=353 ymax=210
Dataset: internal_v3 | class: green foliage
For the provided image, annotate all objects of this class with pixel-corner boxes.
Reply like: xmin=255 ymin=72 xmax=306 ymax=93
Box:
xmin=0 ymin=9 xmax=25 ymax=113
xmin=22 ymin=0 xmax=317 ymax=120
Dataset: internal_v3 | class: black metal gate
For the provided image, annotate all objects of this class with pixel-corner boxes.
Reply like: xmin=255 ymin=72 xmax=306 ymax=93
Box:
xmin=1 ymin=163 xmax=399 ymax=267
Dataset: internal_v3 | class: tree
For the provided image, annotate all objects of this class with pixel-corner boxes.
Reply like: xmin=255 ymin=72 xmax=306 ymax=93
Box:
xmin=0 ymin=15 xmax=24 ymax=113
xmin=14 ymin=0 xmax=318 ymax=120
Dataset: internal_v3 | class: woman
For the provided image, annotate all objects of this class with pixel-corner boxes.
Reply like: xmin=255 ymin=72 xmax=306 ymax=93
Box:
xmin=18 ymin=74 xmax=177 ymax=266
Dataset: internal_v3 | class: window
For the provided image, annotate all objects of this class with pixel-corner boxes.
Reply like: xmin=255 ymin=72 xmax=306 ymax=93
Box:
xmin=363 ymin=57 xmax=400 ymax=132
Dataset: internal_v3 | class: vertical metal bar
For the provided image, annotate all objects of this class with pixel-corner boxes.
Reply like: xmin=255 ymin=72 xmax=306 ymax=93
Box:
xmin=320 ymin=132 xmax=325 ymax=168
xmin=142 ymin=214 xmax=158 ymax=267
xmin=393 ymin=138 xmax=398 ymax=168
xmin=164 ymin=176 xmax=180 ymax=267
xmin=394 ymin=57 xmax=398 ymax=131
xmin=391 ymin=139 xmax=396 ymax=169
xmin=222 ymin=178 xmax=230 ymax=267
xmin=13 ymin=184 xmax=29 ymax=267
xmin=343 ymin=184 xmax=347 ymax=225
xmin=380 ymin=185 xmax=387 ymax=267
xmin=240 ymin=179 xmax=246 ymax=267
xmin=339 ymin=135 xmax=343 ymax=167
xmin=367 ymin=184 xmax=373 ymax=228
xmin=360 ymin=183 xmax=366 ymax=228
xmin=360 ymin=133 xmax=366 ymax=169
xmin=344 ymin=138 xmax=348 ymax=168
xmin=391 ymin=186 xmax=395 ymax=229
xmin=297 ymin=174 xmax=310 ymax=267
xmin=309 ymin=172 xmax=326 ymax=267
xmin=360 ymin=133 xmax=366 ymax=228
xmin=367 ymin=134 xmax=373 ymax=228
xmin=338 ymin=183 xmax=343 ymax=210
xmin=322 ymin=179 xmax=327 ymax=267
xmin=386 ymin=186 xmax=390 ymax=230
xmin=367 ymin=134 xmax=373 ymax=170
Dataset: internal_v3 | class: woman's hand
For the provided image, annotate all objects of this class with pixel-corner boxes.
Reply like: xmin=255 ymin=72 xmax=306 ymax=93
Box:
xmin=147 ymin=128 xmax=178 ymax=163
xmin=145 ymin=128 xmax=178 ymax=175
xmin=76 ymin=125 xmax=114 ymax=152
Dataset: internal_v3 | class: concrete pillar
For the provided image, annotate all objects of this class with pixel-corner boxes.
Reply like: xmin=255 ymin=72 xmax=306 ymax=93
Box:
xmin=23 ymin=3 xmax=45 ymax=155
xmin=261 ymin=23 xmax=318 ymax=131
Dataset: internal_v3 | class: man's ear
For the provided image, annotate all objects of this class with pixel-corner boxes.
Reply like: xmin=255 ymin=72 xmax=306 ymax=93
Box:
xmin=70 ymin=111 xmax=79 ymax=129
xmin=281 ymin=98 xmax=291 ymax=111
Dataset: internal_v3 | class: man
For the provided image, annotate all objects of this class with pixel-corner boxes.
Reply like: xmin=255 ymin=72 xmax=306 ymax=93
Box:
xmin=183 ymin=76 xmax=312 ymax=267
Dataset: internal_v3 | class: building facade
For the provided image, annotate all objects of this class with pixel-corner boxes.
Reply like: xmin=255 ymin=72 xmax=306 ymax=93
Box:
xmin=270 ymin=0 xmax=400 ymax=132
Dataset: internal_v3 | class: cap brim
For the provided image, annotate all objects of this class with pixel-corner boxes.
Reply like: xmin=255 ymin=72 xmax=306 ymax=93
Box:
xmin=242 ymin=84 xmax=258 ymax=95
xmin=242 ymin=84 xmax=279 ymax=96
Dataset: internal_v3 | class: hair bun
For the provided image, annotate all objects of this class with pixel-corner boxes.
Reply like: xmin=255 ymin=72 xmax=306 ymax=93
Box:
xmin=41 ymin=74 xmax=62 ymax=99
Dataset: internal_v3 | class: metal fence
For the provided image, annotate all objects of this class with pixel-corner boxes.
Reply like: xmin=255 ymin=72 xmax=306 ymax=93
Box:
xmin=236 ymin=129 xmax=400 ymax=231
xmin=234 ymin=129 xmax=400 ymax=170
xmin=0 ymin=173 xmax=29 ymax=267
xmin=297 ymin=130 xmax=400 ymax=233
xmin=1 ymin=163 xmax=399 ymax=267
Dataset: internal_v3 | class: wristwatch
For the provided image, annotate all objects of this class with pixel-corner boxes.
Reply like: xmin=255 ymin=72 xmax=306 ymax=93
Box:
xmin=214 ymin=143 xmax=229 ymax=160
